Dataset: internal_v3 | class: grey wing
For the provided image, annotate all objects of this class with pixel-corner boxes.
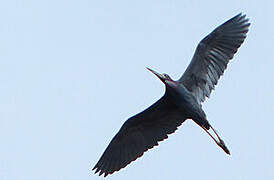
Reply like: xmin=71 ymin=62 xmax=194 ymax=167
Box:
xmin=178 ymin=13 xmax=250 ymax=103
xmin=92 ymin=95 xmax=186 ymax=177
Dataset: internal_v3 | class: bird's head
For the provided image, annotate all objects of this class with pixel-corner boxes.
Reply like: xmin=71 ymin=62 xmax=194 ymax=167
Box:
xmin=146 ymin=67 xmax=173 ymax=84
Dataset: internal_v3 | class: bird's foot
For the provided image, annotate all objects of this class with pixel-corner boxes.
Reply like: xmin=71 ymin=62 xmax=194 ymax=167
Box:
xmin=218 ymin=139 xmax=230 ymax=155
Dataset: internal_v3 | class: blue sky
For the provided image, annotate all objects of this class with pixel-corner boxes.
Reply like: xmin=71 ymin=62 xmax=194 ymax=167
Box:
xmin=1 ymin=0 xmax=273 ymax=179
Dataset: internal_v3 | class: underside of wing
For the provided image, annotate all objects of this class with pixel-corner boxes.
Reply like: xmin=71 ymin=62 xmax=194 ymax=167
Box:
xmin=92 ymin=94 xmax=186 ymax=177
xmin=179 ymin=13 xmax=250 ymax=103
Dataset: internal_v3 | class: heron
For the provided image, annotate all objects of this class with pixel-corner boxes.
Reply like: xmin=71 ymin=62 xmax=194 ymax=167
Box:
xmin=93 ymin=13 xmax=250 ymax=177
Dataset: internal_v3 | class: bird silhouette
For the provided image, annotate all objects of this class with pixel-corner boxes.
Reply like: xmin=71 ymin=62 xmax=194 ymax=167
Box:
xmin=93 ymin=13 xmax=250 ymax=177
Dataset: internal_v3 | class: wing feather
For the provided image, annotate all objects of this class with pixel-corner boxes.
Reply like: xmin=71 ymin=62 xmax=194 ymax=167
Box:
xmin=92 ymin=94 xmax=186 ymax=177
xmin=178 ymin=13 xmax=250 ymax=103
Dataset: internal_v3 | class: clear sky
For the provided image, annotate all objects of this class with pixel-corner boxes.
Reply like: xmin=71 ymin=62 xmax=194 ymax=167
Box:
xmin=1 ymin=0 xmax=273 ymax=179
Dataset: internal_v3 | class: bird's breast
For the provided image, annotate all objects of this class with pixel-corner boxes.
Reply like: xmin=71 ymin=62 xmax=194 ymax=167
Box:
xmin=166 ymin=84 xmax=204 ymax=118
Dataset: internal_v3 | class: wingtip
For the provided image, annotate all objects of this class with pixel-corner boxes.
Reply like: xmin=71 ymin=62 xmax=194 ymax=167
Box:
xmin=237 ymin=12 xmax=247 ymax=17
xmin=238 ymin=13 xmax=250 ymax=23
xmin=104 ymin=172 xmax=109 ymax=177
xmin=92 ymin=165 xmax=111 ymax=177
xmin=99 ymin=170 xmax=104 ymax=176
xmin=95 ymin=168 xmax=100 ymax=174
xmin=237 ymin=12 xmax=243 ymax=17
xmin=232 ymin=12 xmax=249 ymax=22
xmin=233 ymin=12 xmax=242 ymax=20
xmin=92 ymin=166 xmax=96 ymax=171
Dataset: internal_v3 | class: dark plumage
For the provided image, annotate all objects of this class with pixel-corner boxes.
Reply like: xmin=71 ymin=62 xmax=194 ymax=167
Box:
xmin=93 ymin=13 xmax=250 ymax=177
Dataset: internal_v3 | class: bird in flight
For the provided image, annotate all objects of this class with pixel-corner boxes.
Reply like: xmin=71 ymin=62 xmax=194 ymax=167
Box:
xmin=93 ymin=13 xmax=250 ymax=177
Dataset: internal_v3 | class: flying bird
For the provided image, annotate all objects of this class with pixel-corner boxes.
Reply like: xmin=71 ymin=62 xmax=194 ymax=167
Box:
xmin=93 ymin=13 xmax=250 ymax=177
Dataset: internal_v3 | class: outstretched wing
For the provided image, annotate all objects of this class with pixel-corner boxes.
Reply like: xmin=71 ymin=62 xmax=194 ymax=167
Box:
xmin=178 ymin=13 xmax=250 ymax=103
xmin=92 ymin=94 xmax=186 ymax=177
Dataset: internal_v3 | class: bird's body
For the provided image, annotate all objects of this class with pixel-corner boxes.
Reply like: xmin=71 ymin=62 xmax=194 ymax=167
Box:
xmin=165 ymin=80 xmax=209 ymax=129
xmin=93 ymin=13 xmax=250 ymax=177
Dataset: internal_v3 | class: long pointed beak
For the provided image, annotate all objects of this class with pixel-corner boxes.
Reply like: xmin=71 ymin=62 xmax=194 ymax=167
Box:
xmin=146 ymin=67 xmax=164 ymax=80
